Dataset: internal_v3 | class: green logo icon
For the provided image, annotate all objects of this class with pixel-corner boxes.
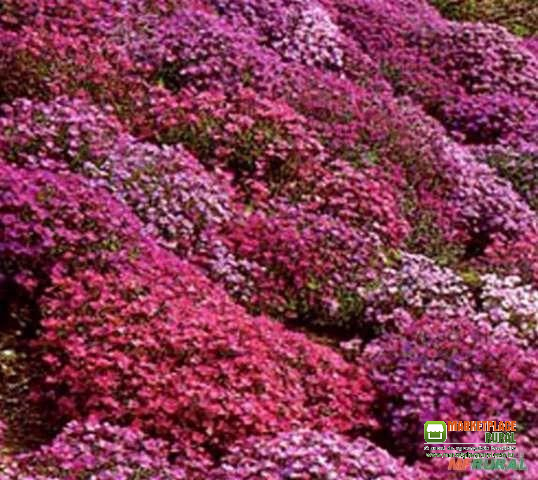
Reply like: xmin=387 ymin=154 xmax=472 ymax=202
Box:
xmin=424 ymin=421 xmax=447 ymax=443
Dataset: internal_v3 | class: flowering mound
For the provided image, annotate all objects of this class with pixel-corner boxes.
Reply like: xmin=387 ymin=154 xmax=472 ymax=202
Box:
xmin=214 ymin=429 xmax=423 ymax=479
xmin=0 ymin=162 xmax=375 ymax=458
xmin=362 ymin=310 xmax=537 ymax=457
xmin=0 ymin=420 xmax=195 ymax=480
xmin=0 ymin=96 xmax=237 ymax=256
xmin=0 ymin=0 xmax=537 ymax=478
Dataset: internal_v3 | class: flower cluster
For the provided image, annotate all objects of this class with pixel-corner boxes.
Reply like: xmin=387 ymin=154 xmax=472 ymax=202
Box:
xmin=149 ymin=86 xmax=410 ymax=242
xmin=125 ymin=8 xmax=284 ymax=93
xmin=0 ymin=96 xmax=237 ymax=256
xmin=148 ymin=86 xmax=329 ymax=203
xmin=479 ymin=273 xmax=538 ymax=345
xmin=214 ymin=430 xmax=422 ymax=479
xmin=0 ymin=26 xmax=138 ymax=107
xmin=0 ymin=162 xmax=376 ymax=457
xmin=209 ymin=0 xmax=346 ymax=70
xmin=0 ymin=420 xmax=206 ymax=479
xmin=329 ymin=0 xmax=538 ymax=163
xmin=471 ymin=143 xmax=538 ymax=211
xmin=199 ymin=202 xmax=381 ymax=326
xmin=428 ymin=23 xmax=538 ymax=99
xmin=436 ymin=139 xmax=536 ymax=242
xmin=362 ymin=309 xmax=537 ymax=457
xmin=357 ymin=252 xmax=537 ymax=345
xmin=360 ymin=252 xmax=474 ymax=326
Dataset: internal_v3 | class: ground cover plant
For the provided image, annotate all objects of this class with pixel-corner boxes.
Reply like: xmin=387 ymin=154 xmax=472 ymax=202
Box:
xmin=0 ymin=0 xmax=536 ymax=478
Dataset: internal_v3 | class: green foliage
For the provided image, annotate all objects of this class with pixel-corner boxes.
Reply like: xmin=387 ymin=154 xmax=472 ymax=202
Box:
xmin=429 ymin=0 xmax=537 ymax=37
